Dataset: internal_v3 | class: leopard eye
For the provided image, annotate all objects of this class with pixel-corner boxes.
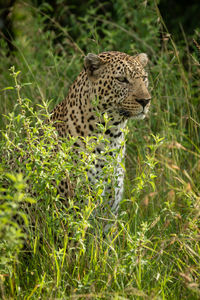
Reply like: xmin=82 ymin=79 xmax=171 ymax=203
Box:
xmin=116 ymin=77 xmax=129 ymax=83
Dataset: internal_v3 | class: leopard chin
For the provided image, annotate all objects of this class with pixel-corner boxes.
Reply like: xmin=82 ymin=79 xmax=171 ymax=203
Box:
xmin=118 ymin=108 xmax=147 ymax=120
xmin=132 ymin=112 xmax=146 ymax=120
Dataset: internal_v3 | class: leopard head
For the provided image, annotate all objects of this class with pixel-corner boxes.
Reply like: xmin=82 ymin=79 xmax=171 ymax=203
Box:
xmin=84 ymin=51 xmax=151 ymax=121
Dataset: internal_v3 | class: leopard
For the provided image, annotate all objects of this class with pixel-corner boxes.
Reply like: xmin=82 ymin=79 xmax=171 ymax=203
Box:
xmin=50 ymin=51 xmax=151 ymax=215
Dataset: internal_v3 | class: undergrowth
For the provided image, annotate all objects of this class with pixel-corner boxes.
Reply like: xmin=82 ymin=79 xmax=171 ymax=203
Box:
xmin=0 ymin=0 xmax=200 ymax=299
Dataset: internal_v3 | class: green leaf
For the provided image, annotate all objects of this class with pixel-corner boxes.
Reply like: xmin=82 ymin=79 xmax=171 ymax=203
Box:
xmin=21 ymin=83 xmax=32 ymax=87
xmin=15 ymin=71 xmax=21 ymax=76
xmin=150 ymin=181 xmax=156 ymax=191
xmin=1 ymin=87 xmax=14 ymax=91
xmin=5 ymin=173 xmax=17 ymax=182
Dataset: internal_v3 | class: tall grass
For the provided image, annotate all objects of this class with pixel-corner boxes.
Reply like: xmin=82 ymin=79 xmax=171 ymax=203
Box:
xmin=0 ymin=1 xmax=200 ymax=299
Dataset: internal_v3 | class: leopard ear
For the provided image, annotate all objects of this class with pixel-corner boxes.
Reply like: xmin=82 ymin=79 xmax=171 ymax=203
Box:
xmin=136 ymin=53 xmax=148 ymax=67
xmin=84 ymin=53 xmax=104 ymax=77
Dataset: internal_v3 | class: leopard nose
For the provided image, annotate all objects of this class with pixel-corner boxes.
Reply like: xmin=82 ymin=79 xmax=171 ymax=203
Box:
xmin=135 ymin=98 xmax=151 ymax=109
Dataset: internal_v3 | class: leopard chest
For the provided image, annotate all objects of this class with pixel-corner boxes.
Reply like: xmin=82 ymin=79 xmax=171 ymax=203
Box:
xmin=87 ymin=121 xmax=127 ymax=212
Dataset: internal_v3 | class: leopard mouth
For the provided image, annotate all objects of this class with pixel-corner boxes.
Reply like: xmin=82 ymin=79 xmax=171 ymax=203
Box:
xmin=118 ymin=108 xmax=146 ymax=119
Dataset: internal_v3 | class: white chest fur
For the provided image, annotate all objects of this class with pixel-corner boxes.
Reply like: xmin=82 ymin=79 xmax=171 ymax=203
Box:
xmin=88 ymin=120 xmax=127 ymax=213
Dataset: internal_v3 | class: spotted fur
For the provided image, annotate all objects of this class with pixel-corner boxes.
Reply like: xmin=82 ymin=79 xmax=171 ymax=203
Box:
xmin=51 ymin=51 xmax=151 ymax=213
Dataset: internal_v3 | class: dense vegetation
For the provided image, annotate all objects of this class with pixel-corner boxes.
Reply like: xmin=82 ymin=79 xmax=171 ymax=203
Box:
xmin=0 ymin=0 xmax=200 ymax=299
